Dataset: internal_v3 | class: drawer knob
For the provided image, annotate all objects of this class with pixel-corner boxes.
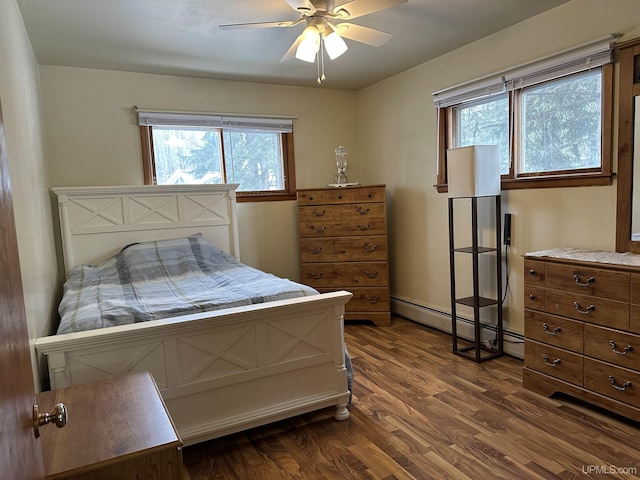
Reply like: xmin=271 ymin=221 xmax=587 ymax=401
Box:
xmin=609 ymin=340 xmax=633 ymax=355
xmin=364 ymin=244 xmax=378 ymax=252
xmin=310 ymin=225 xmax=327 ymax=233
xmin=528 ymin=294 xmax=536 ymax=300
xmin=529 ymin=270 xmax=537 ymax=276
xmin=573 ymin=301 xmax=595 ymax=315
xmin=573 ymin=274 xmax=595 ymax=287
xmin=356 ymin=206 xmax=370 ymax=215
xmin=542 ymin=354 xmax=561 ymax=367
xmin=542 ymin=323 xmax=561 ymax=335
xmin=608 ymin=376 xmax=632 ymax=391
xmin=33 ymin=402 xmax=67 ymax=438
xmin=357 ymin=224 xmax=371 ymax=231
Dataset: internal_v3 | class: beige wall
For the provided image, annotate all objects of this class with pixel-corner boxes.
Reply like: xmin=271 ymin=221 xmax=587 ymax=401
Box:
xmin=40 ymin=66 xmax=360 ymax=279
xmin=0 ymin=0 xmax=60 ymax=388
xmin=7 ymin=0 xmax=639 ymax=383
xmin=357 ymin=0 xmax=640 ymax=347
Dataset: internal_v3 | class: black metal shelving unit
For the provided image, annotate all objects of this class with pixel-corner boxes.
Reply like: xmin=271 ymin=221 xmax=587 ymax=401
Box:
xmin=448 ymin=195 xmax=503 ymax=362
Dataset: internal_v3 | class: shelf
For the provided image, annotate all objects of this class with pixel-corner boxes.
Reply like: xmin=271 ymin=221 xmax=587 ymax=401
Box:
xmin=448 ymin=195 xmax=503 ymax=363
xmin=453 ymin=246 xmax=497 ymax=254
xmin=455 ymin=342 xmax=504 ymax=362
xmin=455 ymin=296 xmax=499 ymax=308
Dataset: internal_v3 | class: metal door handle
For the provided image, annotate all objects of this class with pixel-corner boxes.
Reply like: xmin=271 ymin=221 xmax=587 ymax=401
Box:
xmin=33 ymin=402 xmax=67 ymax=438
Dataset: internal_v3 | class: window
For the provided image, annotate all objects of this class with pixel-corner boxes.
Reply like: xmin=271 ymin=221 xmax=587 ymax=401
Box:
xmin=137 ymin=111 xmax=296 ymax=202
xmin=434 ymin=36 xmax=616 ymax=191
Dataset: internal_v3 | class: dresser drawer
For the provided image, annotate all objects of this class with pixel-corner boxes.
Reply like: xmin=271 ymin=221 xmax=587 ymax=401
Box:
xmin=524 ymin=340 xmax=583 ymax=386
xmin=630 ymin=274 xmax=640 ymax=304
xmin=524 ymin=310 xmax=584 ymax=353
xmin=344 ymin=287 xmax=390 ymax=312
xmin=297 ymin=189 xmax=357 ymax=205
xmin=298 ymin=206 xmax=341 ymax=237
xmin=524 ymin=259 xmax=546 ymax=286
xmin=584 ymin=358 xmax=640 ymax=408
xmin=316 ymin=287 xmax=390 ymax=312
xmin=524 ymin=286 xmax=546 ymax=311
xmin=298 ymin=205 xmax=341 ymax=222
xmin=341 ymin=204 xmax=386 ymax=236
xmin=545 ymin=289 xmax=630 ymax=330
xmin=584 ymin=324 xmax=640 ymax=370
xmin=546 ymin=263 xmax=630 ymax=302
xmin=632 ymin=305 xmax=640 ymax=334
xmin=355 ymin=186 xmax=385 ymax=203
xmin=297 ymin=190 xmax=327 ymax=205
xmin=301 ymin=262 xmax=388 ymax=288
xmin=300 ymin=236 xmax=388 ymax=263
xmin=631 ymin=274 xmax=640 ymax=334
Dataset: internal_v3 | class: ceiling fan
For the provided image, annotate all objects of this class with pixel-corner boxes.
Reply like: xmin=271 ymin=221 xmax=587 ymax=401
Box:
xmin=219 ymin=0 xmax=407 ymax=83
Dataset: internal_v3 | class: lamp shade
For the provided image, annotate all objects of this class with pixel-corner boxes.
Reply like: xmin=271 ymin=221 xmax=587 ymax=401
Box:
xmin=447 ymin=145 xmax=500 ymax=198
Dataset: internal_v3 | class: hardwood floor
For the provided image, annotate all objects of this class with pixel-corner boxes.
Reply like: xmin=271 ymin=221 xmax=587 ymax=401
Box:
xmin=183 ymin=316 xmax=640 ymax=479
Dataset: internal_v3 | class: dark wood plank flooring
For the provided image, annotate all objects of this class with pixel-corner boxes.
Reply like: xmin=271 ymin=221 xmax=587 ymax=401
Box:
xmin=183 ymin=316 xmax=640 ymax=479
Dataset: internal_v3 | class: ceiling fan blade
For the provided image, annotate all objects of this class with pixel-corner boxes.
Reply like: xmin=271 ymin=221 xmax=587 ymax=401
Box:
xmin=333 ymin=0 xmax=407 ymax=19
xmin=219 ymin=19 xmax=301 ymax=30
xmin=335 ymin=23 xmax=392 ymax=47
xmin=284 ymin=0 xmax=317 ymax=15
xmin=280 ymin=36 xmax=303 ymax=62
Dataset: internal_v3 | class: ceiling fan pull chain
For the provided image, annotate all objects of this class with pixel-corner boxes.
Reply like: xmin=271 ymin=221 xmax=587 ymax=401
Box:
xmin=319 ymin=40 xmax=326 ymax=84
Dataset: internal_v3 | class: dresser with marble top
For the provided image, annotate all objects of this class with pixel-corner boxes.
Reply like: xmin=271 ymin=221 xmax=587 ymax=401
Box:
xmin=523 ymin=248 xmax=640 ymax=421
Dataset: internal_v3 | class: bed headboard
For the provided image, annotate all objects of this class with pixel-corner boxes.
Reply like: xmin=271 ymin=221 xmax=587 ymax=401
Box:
xmin=53 ymin=184 xmax=240 ymax=275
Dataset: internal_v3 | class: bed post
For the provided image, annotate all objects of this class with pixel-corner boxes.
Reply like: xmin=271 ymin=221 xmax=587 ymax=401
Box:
xmin=56 ymin=193 xmax=75 ymax=276
xmin=46 ymin=351 xmax=71 ymax=389
xmin=227 ymin=186 xmax=241 ymax=260
xmin=333 ymin=303 xmax=350 ymax=422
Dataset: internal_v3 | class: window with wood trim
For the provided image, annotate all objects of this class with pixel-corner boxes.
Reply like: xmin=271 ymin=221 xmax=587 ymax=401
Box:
xmin=138 ymin=111 xmax=296 ymax=202
xmin=434 ymin=37 xmax=615 ymax=192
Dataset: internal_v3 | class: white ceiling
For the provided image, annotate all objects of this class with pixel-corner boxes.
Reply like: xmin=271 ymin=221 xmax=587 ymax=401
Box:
xmin=17 ymin=0 xmax=569 ymax=90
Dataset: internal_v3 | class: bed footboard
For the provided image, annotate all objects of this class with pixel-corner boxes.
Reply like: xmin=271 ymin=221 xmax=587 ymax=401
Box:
xmin=36 ymin=291 xmax=352 ymax=446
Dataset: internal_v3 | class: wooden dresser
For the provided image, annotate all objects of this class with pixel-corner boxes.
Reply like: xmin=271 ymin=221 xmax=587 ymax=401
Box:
xmin=523 ymin=249 xmax=640 ymax=421
xmin=297 ymin=185 xmax=390 ymax=326
xmin=37 ymin=371 xmax=183 ymax=480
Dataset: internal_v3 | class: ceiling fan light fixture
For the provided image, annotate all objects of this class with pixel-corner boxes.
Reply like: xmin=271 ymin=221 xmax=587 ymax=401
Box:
xmin=295 ymin=25 xmax=320 ymax=63
xmin=323 ymin=30 xmax=348 ymax=59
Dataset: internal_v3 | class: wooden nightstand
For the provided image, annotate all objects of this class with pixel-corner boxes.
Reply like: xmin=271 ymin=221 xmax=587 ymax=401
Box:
xmin=36 ymin=371 xmax=183 ymax=480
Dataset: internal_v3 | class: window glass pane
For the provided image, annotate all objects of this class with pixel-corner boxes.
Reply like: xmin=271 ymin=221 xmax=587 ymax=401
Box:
xmin=453 ymin=94 xmax=509 ymax=174
xmin=152 ymin=127 xmax=223 ymax=184
xmin=222 ymin=130 xmax=284 ymax=191
xmin=521 ymin=69 xmax=601 ymax=174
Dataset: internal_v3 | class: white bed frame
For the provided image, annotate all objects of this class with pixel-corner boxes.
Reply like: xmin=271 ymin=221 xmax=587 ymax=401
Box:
xmin=35 ymin=185 xmax=352 ymax=446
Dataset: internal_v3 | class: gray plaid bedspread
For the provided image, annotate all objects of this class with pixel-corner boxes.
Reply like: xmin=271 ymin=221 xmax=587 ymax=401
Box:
xmin=57 ymin=234 xmax=318 ymax=334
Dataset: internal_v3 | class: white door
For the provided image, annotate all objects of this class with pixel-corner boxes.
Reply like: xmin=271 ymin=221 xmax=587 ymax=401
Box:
xmin=0 ymin=100 xmax=46 ymax=478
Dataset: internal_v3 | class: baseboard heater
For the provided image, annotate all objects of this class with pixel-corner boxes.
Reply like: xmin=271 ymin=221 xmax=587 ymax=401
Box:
xmin=391 ymin=296 xmax=524 ymax=360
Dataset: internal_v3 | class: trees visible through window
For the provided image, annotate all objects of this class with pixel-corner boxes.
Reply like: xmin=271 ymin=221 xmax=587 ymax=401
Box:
xmin=138 ymin=111 xmax=296 ymax=202
xmin=434 ymin=36 xmax=615 ymax=191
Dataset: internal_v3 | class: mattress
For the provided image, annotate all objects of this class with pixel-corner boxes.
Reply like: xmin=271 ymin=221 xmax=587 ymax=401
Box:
xmin=57 ymin=234 xmax=318 ymax=334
